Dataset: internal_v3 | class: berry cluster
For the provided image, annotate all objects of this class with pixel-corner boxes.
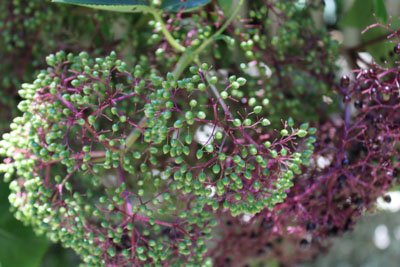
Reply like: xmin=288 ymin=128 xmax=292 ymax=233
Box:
xmin=0 ymin=0 xmax=151 ymax=132
xmin=0 ymin=51 xmax=315 ymax=265
xmin=209 ymin=48 xmax=400 ymax=266
xmin=232 ymin=0 xmax=338 ymax=124
xmin=2 ymin=0 xmax=398 ymax=266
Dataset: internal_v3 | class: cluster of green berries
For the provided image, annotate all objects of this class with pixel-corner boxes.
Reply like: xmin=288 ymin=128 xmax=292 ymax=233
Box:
xmin=0 ymin=50 xmax=317 ymax=265
xmin=234 ymin=0 xmax=339 ymax=124
xmin=0 ymin=0 xmax=344 ymax=265
xmin=0 ymin=0 xmax=153 ymax=134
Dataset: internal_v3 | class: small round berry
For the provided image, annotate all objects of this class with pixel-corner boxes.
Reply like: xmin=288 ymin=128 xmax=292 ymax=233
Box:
xmin=253 ymin=106 xmax=262 ymax=114
xmin=220 ymin=91 xmax=228 ymax=99
xmin=354 ymin=100 xmax=363 ymax=109
xmin=280 ymin=129 xmax=289 ymax=136
xmin=394 ymin=43 xmax=400 ymax=54
xmin=261 ymin=118 xmax=271 ymax=126
xmin=201 ymin=63 xmax=209 ymax=71
xmin=340 ymin=75 xmax=350 ymax=88
xmin=215 ymin=131 xmax=223 ymax=140
xmin=297 ymin=129 xmax=307 ymax=137
xmin=209 ymin=76 xmax=218 ymax=85
xmin=189 ymin=99 xmax=198 ymax=107
xmin=383 ymin=195 xmax=392 ymax=203
xmin=189 ymin=66 xmax=198 ymax=74
xmin=197 ymin=111 xmax=206 ymax=119
xmin=198 ymin=83 xmax=206 ymax=91
xmin=343 ymin=95 xmax=351 ymax=103
xmin=306 ymin=222 xmax=316 ymax=231
xmin=231 ymin=82 xmax=240 ymax=89
xmin=264 ymin=141 xmax=271 ymax=148
xmin=237 ymin=77 xmax=247 ymax=86
xmin=233 ymin=119 xmax=242 ymax=127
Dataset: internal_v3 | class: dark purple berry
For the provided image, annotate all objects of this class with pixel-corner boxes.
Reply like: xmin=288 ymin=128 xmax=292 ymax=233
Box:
xmin=340 ymin=75 xmax=350 ymax=88
xmin=343 ymin=95 xmax=351 ymax=103
xmin=338 ymin=174 xmax=347 ymax=183
xmin=306 ymin=222 xmax=316 ymax=231
xmin=299 ymin=239 xmax=309 ymax=248
xmin=394 ymin=43 xmax=400 ymax=54
xmin=368 ymin=69 xmax=376 ymax=77
xmin=354 ymin=100 xmax=363 ymax=109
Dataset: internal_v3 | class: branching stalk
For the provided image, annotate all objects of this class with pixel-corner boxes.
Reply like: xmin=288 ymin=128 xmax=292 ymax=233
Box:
xmin=149 ymin=9 xmax=186 ymax=53
xmin=125 ymin=1 xmax=244 ymax=151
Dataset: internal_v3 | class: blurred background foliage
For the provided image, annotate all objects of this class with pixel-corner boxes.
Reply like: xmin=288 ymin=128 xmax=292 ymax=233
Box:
xmin=1 ymin=0 xmax=400 ymax=266
xmin=302 ymin=208 xmax=400 ymax=267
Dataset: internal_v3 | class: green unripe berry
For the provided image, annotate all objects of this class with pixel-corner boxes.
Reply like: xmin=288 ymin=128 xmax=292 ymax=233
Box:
xmin=185 ymin=111 xmax=194 ymax=120
xmin=119 ymin=116 xmax=127 ymax=123
xmin=270 ymin=150 xmax=278 ymax=158
xmin=189 ymin=99 xmax=198 ymax=107
xmin=243 ymin=118 xmax=252 ymax=126
xmin=297 ymin=129 xmax=307 ymax=137
xmin=189 ymin=66 xmax=198 ymax=74
xmin=196 ymin=150 xmax=204 ymax=159
xmin=264 ymin=141 xmax=271 ymax=148
xmin=88 ymin=115 xmax=96 ymax=125
xmin=198 ymin=83 xmax=206 ymax=91
xmin=248 ymin=97 xmax=256 ymax=106
xmin=288 ymin=117 xmax=294 ymax=127
xmin=212 ymin=164 xmax=221 ymax=174
xmin=309 ymin=127 xmax=317 ymax=134
xmin=209 ymin=76 xmax=218 ymax=85
xmin=197 ymin=111 xmax=206 ymax=119
xmin=237 ymin=77 xmax=247 ymax=86
xmin=231 ymin=81 xmax=240 ymax=89
xmin=233 ymin=118 xmax=241 ymax=127
xmin=174 ymin=120 xmax=183 ymax=129
xmin=215 ymin=131 xmax=223 ymax=140
xmin=253 ymin=106 xmax=262 ymax=114
xmin=300 ymin=123 xmax=309 ymax=130
xmin=261 ymin=118 xmax=271 ymax=126
xmin=205 ymin=144 xmax=214 ymax=153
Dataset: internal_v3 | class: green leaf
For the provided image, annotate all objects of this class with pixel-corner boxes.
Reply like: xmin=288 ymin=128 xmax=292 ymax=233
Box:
xmin=218 ymin=0 xmax=234 ymax=16
xmin=161 ymin=0 xmax=211 ymax=12
xmin=340 ymin=0 xmax=374 ymax=28
xmin=339 ymin=0 xmax=400 ymax=65
xmin=52 ymin=0 xmax=152 ymax=13
xmin=52 ymin=0 xmax=211 ymax=12
xmin=362 ymin=27 xmax=394 ymax=64
xmin=0 ymin=180 xmax=50 ymax=267
xmin=373 ymin=0 xmax=388 ymax=23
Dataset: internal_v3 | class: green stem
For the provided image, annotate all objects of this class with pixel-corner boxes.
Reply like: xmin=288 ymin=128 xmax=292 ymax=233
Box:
xmin=194 ymin=0 xmax=243 ymax=57
xmin=123 ymin=117 xmax=147 ymax=153
xmin=149 ymin=9 xmax=186 ymax=53
xmin=172 ymin=0 xmax=244 ymax=78
xmin=172 ymin=51 xmax=196 ymax=79
xmin=125 ymin=1 xmax=243 ymax=150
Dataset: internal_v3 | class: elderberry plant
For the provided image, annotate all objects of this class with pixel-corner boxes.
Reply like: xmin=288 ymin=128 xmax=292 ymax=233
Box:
xmin=0 ymin=47 xmax=316 ymax=265
xmin=209 ymin=34 xmax=400 ymax=267
xmin=0 ymin=0 xmax=153 ymax=132
xmin=1 ymin=0 xmax=399 ymax=266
